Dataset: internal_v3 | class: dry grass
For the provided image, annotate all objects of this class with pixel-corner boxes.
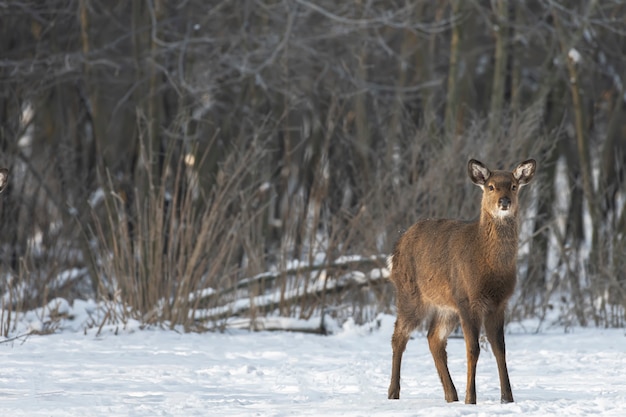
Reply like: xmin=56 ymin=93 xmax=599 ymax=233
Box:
xmin=88 ymin=140 xmax=267 ymax=331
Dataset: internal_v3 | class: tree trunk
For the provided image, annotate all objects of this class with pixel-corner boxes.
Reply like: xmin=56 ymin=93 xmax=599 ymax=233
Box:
xmin=444 ymin=0 xmax=462 ymax=139
xmin=553 ymin=1 xmax=600 ymax=271
xmin=488 ymin=0 xmax=509 ymax=143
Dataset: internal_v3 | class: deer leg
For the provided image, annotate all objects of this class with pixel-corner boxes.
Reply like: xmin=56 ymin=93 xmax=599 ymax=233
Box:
xmin=388 ymin=318 xmax=411 ymax=399
xmin=485 ymin=308 xmax=514 ymax=403
xmin=459 ymin=312 xmax=481 ymax=404
xmin=427 ymin=312 xmax=459 ymax=402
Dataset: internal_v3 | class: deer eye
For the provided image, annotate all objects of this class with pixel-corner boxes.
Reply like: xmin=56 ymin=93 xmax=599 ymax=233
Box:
xmin=488 ymin=184 xmax=495 ymax=191
xmin=511 ymin=185 xmax=517 ymax=191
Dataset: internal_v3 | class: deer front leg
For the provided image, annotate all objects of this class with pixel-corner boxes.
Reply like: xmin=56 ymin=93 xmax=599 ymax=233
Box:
xmin=485 ymin=308 xmax=514 ymax=403
xmin=459 ymin=314 xmax=481 ymax=404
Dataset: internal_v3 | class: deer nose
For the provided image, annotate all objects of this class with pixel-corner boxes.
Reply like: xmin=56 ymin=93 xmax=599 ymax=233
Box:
xmin=498 ymin=197 xmax=511 ymax=210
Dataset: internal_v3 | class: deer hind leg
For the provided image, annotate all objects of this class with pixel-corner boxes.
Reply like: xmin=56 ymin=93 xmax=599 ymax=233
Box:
xmin=485 ymin=307 xmax=514 ymax=403
xmin=427 ymin=309 xmax=460 ymax=402
xmin=388 ymin=317 xmax=412 ymax=399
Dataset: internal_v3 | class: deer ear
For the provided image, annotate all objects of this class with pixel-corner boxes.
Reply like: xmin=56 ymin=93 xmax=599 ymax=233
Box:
xmin=0 ymin=168 xmax=7 ymax=193
xmin=513 ymin=159 xmax=536 ymax=186
xmin=468 ymin=159 xmax=491 ymax=186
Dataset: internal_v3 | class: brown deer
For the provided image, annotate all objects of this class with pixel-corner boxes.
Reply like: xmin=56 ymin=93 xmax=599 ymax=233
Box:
xmin=387 ymin=158 xmax=536 ymax=404
xmin=0 ymin=168 xmax=7 ymax=194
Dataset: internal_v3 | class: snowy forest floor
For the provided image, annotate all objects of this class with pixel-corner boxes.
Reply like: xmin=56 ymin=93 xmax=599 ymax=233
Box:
xmin=1 ymin=302 xmax=625 ymax=416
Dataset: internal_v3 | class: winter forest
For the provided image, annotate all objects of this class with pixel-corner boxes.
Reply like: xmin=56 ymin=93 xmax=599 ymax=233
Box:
xmin=1 ymin=0 xmax=625 ymax=336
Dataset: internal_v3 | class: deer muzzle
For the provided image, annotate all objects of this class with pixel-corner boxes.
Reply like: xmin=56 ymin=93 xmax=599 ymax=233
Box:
xmin=498 ymin=197 xmax=511 ymax=211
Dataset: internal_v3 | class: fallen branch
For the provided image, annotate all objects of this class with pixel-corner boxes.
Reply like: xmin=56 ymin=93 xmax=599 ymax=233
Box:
xmin=194 ymin=264 xmax=389 ymax=323
xmin=196 ymin=254 xmax=388 ymax=307
xmin=0 ymin=331 xmax=34 ymax=345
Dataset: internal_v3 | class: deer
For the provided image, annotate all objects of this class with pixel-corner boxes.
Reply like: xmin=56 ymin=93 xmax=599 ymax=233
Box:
xmin=0 ymin=168 xmax=7 ymax=194
xmin=387 ymin=158 xmax=536 ymax=404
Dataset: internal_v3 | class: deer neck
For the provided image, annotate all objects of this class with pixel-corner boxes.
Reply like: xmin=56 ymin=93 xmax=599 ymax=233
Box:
xmin=478 ymin=213 xmax=519 ymax=271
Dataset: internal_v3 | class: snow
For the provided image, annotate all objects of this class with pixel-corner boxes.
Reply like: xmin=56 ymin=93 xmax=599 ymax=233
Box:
xmin=568 ymin=48 xmax=582 ymax=64
xmin=1 ymin=304 xmax=626 ymax=416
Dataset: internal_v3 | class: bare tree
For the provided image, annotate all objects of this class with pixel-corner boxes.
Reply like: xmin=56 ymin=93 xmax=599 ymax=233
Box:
xmin=1 ymin=0 xmax=625 ymax=330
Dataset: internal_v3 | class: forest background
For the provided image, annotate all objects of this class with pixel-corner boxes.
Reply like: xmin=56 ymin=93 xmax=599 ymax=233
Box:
xmin=1 ymin=0 xmax=625 ymax=335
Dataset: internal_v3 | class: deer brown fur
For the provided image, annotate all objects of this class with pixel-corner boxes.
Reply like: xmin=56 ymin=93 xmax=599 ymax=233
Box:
xmin=387 ymin=159 xmax=536 ymax=404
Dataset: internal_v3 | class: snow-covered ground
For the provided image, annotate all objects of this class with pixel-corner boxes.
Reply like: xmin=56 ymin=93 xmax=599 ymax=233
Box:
xmin=1 ymin=304 xmax=626 ymax=416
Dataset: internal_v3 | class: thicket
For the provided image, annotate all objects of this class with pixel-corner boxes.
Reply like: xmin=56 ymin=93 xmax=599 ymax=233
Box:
xmin=1 ymin=1 xmax=625 ymax=335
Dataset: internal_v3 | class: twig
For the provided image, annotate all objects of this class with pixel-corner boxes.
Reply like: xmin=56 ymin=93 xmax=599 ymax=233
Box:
xmin=0 ymin=331 xmax=34 ymax=345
